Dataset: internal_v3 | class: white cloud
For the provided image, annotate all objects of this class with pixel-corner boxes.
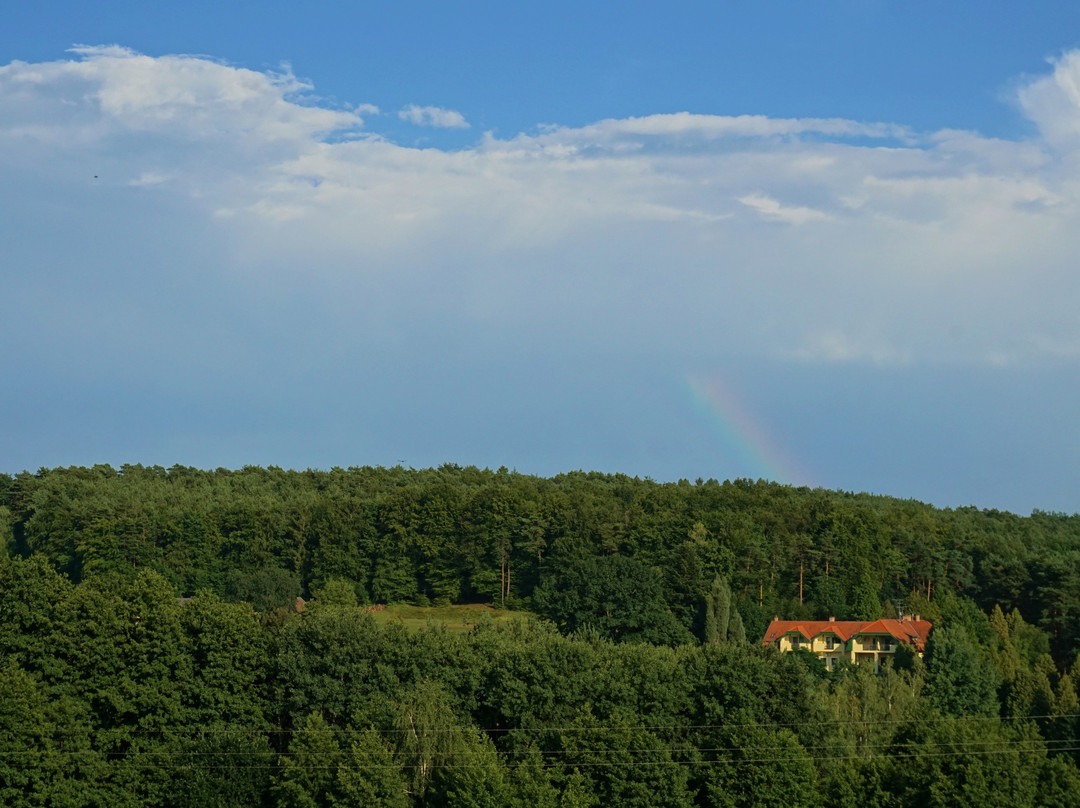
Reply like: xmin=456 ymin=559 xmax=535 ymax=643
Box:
xmin=5 ymin=46 xmax=1080 ymax=370
xmin=398 ymin=104 xmax=469 ymax=129
xmin=1017 ymin=50 xmax=1080 ymax=149
xmin=737 ymin=193 xmax=831 ymax=225
xmin=128 ymin=171 xmax=170 ymax=186
xmin=784 ymin=332 xmax=912 ymax=365
xmin=0 ymin=44 xmax=366 ymax=179
xmin=541 ymin=111 xmax=909 ymax=142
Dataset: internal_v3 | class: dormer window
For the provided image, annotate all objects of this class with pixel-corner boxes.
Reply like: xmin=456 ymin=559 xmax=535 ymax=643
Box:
xmin=825 ymin=636 xmax=835 ymax=650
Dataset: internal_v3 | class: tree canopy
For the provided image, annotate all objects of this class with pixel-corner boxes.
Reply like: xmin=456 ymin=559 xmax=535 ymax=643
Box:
xmin=2 ymin=464 xmax=1080 ymax=805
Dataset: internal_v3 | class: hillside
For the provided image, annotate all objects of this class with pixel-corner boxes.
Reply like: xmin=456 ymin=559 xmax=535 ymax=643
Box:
xmin=3 ymin=464 xmax=1080 ymax=805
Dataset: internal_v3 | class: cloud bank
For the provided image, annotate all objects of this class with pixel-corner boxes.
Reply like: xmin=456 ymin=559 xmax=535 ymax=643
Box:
xmin=398 ymin=103 xmax=470 ymax=129
xmin=5 ymin=45 xmax=1078 ymax=372
xmin=4 ymin=45 xmax=1080 ymax=508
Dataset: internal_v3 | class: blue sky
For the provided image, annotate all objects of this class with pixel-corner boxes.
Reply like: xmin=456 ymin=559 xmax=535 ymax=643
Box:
xmin=3 ymin=3 xmax=1080 ymax=514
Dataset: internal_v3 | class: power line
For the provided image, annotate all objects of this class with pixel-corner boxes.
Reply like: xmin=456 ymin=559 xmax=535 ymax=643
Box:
xmin=2 ymin=711 xmax=1076 ymax=738
xmin=1 ymin=743 xmax=1078 ymax=772
xmin=1 ymin=735 xmax=1076 ymax=763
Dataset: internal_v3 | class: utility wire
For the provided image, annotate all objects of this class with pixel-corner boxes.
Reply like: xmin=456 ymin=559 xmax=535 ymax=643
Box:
xmin=2 ymin=744 xmax=1078 ymax=772
xmin=1 ymin=711 xmax=1076 ymax=737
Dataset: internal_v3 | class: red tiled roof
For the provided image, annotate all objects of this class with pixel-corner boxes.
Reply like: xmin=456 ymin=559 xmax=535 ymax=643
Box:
xmin=761 ymin=617 xmax=932 ymax=651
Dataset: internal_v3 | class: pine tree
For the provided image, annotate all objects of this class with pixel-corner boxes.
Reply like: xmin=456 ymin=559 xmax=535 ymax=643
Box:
xmin=336 ymin=728 xmax=409 ymax=808
xmin=704 ymin=592 xmax=717 ymax=645
xmin=729 ymin=609 xmax=747 ymax=645
xmin=850 ymin=562 xmax=882 ymax=621
xmin=704 ymin=574 xmax=735 ymax=644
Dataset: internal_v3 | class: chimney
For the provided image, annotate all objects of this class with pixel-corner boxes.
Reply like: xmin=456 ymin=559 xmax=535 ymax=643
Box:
xmin=914 ymin=614 xmax=920 ymax=622
xmin=772 ymin=615 xmax=779 ymax=622
xmin=828 ymin=616 xmax=835 ymax=622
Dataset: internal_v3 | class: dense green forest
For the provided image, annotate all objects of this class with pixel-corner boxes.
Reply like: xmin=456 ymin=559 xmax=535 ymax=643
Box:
xmin=2 ymin=464 xmax=1080 ymax=806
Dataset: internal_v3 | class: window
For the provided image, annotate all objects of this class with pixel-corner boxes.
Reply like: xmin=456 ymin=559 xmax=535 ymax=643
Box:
xmin=825 ymin=636 xmax=835 ymax=650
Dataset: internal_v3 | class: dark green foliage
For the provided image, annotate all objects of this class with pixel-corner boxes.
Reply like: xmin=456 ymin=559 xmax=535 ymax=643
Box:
xmin=310 ymin=577 xmax=360 ymax=607
xmin=705 ymin=573 xmax=731 ymax=644
xmin=552 ymin=709 xmax=694 ymax=808
xmin=275 ymin=606 xmax=410 ymax=724
xmin=8 ymin=463 xmax=1080 ymax=666
xmin=0 ymin=661 xmax=103 ymax=807
xmin=272 ymin=712 xmax=342 ymax=808
xmin=532 ymin=555 xmax=693 ymax=645
xmin=886 ymin=719 xmax=1045 ymax=808
xmin=849 ymin=560 xmax=883 ymax=620
xmin=0 ymin=562 xmax=1077 ymax=806
xmin=178 ymin=592 xmax=270 ymax=729
xmin=727 ymin=609 xmax=746 ymax=644
xmin=225 ymin=566 xmax=300 ymax=613
xmin=703 ymin=722 xmax=818 ymax=808
xmin=171 ymin=731 xmax=274 ymax=808
xmin=924 ymin=624 xmax=1001 ymax=717
xmin=662 ymin=539 xmax=708 ymax=637
xmin=335 ymin=728 xmax=410 ymax=808
xmin=3 ymin=465 xmax=1080 ymax=805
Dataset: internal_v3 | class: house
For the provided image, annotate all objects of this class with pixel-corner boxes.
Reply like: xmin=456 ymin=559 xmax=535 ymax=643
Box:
xmin=761 ymin=615 xmax=932 ymax=672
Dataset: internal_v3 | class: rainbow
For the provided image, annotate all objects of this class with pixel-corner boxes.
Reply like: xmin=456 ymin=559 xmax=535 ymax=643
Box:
xmin=687 ymin=373 xmax=812 ymax=487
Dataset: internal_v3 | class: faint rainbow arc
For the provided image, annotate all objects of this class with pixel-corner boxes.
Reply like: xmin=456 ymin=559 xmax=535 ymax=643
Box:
xmin=687 ymin=374 xmax=812 ymax=487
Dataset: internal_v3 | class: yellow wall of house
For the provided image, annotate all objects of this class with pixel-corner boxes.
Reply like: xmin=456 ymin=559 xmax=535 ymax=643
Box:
xmin=777 ymin=633 xmax=898 ymax=668
xmin=778 ymin=633 xmax=846 ymax=654
xmin=809 ymin=635 xmax=843 ymax=654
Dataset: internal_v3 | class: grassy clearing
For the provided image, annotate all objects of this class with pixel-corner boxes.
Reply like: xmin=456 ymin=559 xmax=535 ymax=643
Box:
xmin=365 ymin=602 xmax=536 ymax=632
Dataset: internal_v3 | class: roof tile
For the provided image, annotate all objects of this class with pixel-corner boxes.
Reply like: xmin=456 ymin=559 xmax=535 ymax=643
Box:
xmin=761 ymin=618 xmax=932 ymax=651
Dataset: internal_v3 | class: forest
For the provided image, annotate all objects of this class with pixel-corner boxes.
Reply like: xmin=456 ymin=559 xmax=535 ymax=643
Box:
xmin=2 ymin=463 xmax=1080 ymax=806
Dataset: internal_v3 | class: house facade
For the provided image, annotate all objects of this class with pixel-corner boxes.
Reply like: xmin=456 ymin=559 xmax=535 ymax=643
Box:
xmin=760 ymin=615 xmax=932 ymax=671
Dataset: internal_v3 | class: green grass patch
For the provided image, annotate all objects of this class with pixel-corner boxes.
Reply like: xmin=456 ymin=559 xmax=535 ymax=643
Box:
xmin=364 ymin=602 xmax=536 ymax=632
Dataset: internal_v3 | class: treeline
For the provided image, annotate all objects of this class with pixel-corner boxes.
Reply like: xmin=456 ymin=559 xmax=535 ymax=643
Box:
xmin=2 ymin=557 xmax=1080 ymax=807
xmin=3 ymin=464 xmax=1080 ymax=658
